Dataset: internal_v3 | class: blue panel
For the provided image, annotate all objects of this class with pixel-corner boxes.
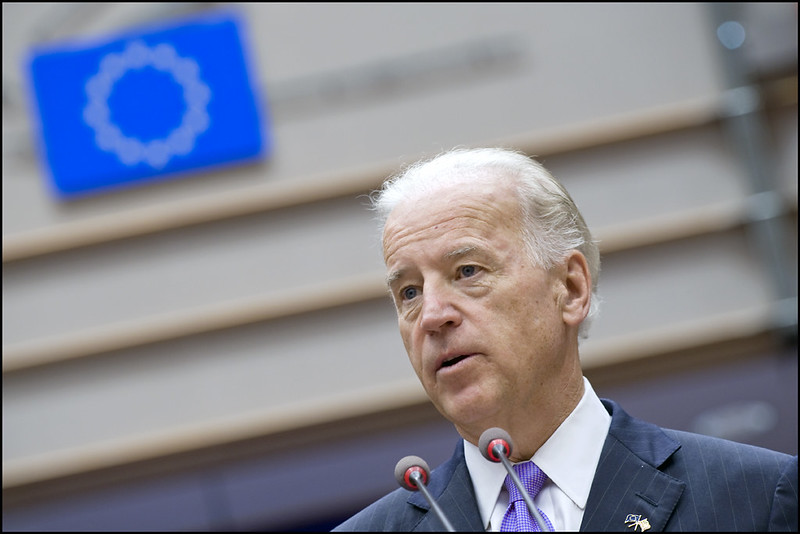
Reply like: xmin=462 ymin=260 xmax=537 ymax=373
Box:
xmin=26 ymin=9 xmax=269 ymax=199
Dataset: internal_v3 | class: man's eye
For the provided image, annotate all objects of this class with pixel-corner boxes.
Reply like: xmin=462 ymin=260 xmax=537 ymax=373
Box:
xmin=459 ymin=265 xmax=478 ymax=278
xmin=401 ymin=287 xmax=419 ymax=300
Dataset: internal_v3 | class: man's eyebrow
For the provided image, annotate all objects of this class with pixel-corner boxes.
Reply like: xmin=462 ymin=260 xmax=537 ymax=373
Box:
xmin=386 ymin=270 xmax=403 ymax=288
xmin=444 ymin=245 xmax=478 ymax=260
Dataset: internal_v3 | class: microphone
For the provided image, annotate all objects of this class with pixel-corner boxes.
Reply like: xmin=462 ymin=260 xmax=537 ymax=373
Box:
xmin=479 ymin=428 xmax=552 ymax=532
xmin=395 ymin=455 xmax=456 ymax=532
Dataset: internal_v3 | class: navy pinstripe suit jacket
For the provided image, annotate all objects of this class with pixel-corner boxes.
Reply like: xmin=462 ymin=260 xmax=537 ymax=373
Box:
xmin=333 ymin=399 xmax=798 ymax=531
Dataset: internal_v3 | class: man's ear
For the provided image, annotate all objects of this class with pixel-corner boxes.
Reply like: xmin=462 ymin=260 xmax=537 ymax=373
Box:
xmin=561 ymin=250 xmax=592 ymax=327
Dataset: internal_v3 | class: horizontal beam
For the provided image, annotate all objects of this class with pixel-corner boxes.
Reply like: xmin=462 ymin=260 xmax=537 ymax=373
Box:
xmin=2 ymin=272 xmax=388 ymax=373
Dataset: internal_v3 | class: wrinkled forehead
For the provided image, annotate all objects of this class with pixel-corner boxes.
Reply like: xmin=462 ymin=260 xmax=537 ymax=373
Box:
xmin=381 ymin=178 xmax=524 ymax=256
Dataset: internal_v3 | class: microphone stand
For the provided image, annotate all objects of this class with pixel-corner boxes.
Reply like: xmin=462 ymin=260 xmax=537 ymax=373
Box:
xmin=407 ymin=469 xmax=456 ymax=532
xmin=492 ymin=443 xmax=552 ymax=532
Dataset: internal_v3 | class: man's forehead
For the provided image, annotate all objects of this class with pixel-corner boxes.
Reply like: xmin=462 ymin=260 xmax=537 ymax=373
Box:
xmin=384 ymin=180 xmax=516 ymax=229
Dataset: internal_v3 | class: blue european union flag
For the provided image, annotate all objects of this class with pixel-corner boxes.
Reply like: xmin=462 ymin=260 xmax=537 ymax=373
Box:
xmin=26 ymin=10 xmax=268 ymax=199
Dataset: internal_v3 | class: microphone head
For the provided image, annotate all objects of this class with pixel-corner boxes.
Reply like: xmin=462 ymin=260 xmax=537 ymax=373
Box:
xmin=479 ymin=427 xmax=513 ymax=463
xmin=394 ymin=455 xmax=430 ymax=491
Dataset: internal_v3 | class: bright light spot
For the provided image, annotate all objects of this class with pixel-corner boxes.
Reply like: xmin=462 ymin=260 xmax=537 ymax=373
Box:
xmin=717 ymin=21 xmax=746 ymax=50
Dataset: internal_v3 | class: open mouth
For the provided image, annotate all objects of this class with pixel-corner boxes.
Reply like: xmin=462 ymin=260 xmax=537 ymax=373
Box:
xmin=441 ymin=354 xmax=470 ymax=368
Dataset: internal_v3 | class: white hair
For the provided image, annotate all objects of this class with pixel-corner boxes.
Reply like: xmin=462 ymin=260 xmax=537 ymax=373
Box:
xmin=371 ymin=147 xmax=601 ymax=338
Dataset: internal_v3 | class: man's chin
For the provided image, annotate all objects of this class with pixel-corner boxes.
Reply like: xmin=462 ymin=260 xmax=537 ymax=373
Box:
xmin=438 ymin=397 xmax=501 ymax=439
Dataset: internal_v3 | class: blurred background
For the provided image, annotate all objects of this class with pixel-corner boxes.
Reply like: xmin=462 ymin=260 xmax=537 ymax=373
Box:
xmin=2 ymin=3 xmax=797 ymax=531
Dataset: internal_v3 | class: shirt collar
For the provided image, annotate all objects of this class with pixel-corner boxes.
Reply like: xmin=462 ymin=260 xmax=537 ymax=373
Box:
xmin=464 ymin=377 xmax=611 ymax=528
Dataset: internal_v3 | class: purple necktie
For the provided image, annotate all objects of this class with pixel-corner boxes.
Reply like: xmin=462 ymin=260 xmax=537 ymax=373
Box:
xmin=500 ymin=461 xmax=554 ymax=531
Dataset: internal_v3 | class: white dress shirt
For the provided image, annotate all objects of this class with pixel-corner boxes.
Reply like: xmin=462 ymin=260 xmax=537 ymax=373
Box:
xmin=464 ymin=377 xmax=611 ymax=531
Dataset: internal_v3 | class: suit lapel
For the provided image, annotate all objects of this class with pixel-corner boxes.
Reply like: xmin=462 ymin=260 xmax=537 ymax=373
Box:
xmin=407 ymin=441 xmax=484 ymax=531
xmin=581 ymin=400 xmax=685 ymax=532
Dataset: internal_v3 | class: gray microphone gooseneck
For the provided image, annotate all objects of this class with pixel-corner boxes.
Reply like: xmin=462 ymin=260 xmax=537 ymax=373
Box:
xmin=478 ymin=427 xmax=553 ymax=532
xmin=394 ymin=455 xmax=456 ymax=532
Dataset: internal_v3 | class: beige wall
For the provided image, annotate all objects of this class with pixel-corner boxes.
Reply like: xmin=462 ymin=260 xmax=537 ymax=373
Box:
xmin=3 ymin=3 xmax=796 ymax=530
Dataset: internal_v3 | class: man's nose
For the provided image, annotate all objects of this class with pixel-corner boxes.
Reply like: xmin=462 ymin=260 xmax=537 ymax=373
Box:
xmin=419 ymin=286 xmax=462 ymax=333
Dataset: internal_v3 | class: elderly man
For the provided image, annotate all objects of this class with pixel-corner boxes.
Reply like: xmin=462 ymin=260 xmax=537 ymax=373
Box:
xmin=334 ymin=147 xmax=797 ymax=532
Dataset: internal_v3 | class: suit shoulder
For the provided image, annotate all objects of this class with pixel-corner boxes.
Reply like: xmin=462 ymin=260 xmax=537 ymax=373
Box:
xmin=662 ymin=428 xmax=796 ymax=481
xmin=665 ymin=428 xmax=794 ymax=462
xmin=332 ymin=487 xmax=418 ymax=532
xmin=661 ymin=430 xmax=798 ymax=531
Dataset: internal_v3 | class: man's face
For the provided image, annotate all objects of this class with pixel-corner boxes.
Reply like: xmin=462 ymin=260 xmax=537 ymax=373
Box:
xmin=382 ymin=180 xmax=572 ymax=439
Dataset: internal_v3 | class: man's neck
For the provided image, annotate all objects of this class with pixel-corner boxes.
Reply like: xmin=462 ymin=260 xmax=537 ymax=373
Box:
xmin=507 ymin=371 xmax=585 ymax=461
xmin=457 ymin=361 xmax=585 ymax=460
